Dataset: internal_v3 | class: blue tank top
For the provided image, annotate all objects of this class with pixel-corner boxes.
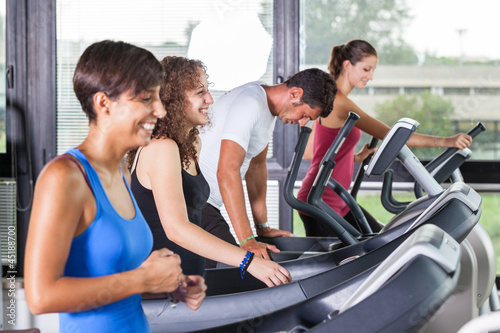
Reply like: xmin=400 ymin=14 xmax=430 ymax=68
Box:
xmin=59 ymin=148 xmax=153 ymax=333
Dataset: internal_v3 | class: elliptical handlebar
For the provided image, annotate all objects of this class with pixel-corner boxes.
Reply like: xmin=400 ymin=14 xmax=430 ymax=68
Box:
xmin=321 ymin=112 xmax=360 ymax=163
xmin=414 ymin=122 xmax=485 ymax=198
xmin=283 ymin=124 xmax=359 ymax=246
xmin=381 ymin=170 xmax=411 ymax=214
xmin=307 ymin=112 xmax=370 ymax=236
xmin=421 ymin=122 xmax=484 ymax=174
xmin=351 ymin=136 xmax=379 ymax=199
xmin=328 ymin=177 xmax=373 ymax=234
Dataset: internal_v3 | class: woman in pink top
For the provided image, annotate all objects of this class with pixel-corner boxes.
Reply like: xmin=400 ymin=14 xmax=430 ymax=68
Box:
xmin=297 ymin=39 xmax=473 ymax=236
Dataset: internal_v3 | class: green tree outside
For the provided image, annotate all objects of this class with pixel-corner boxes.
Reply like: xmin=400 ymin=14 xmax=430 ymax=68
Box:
xmin=300 ymin=0 xmax=499 ymax=67
xmin=374 ymin=91 xmax=456 ymax=159
xmin=300 ymin=0 xmax=417 ymax=66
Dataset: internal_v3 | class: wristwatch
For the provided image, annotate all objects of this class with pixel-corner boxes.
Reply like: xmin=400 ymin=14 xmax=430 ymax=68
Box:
xmin=255 ymin=222 xmax=269 ymax=229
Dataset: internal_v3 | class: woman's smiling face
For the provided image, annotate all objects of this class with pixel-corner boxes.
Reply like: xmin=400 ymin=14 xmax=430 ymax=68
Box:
xmin=184 ymin=68 xmax=213 ymax=129
xmin=346 ymin=55 xmax=378 ymax=90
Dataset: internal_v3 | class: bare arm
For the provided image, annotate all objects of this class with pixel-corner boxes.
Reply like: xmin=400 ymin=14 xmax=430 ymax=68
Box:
xmin=245 ymin=146 xmax=269 ymax=225
xmin=322 ymin=92 xmax=472 ymax=149
xmin=354 ymin=143 xmax=377 ymax=164
xmin=407 ymin=132 xmax=472 ymax=149
xmin=303 ymin=121 xmax=315 ymax=161
xmin=321 ymin=93 xmax=390 ymax=140
xmin=217 ymin=140 xmax=285 ymax=259
xmin=141 ymin=139 xmax=290 ymax=286
xmin=246 ymin=147 xmax=293 ymax=239
xmin=25 ymin=160 xmax=184 ymax=315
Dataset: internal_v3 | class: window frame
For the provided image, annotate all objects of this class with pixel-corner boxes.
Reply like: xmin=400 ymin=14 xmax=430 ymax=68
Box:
xmin=9 ymin=0 xmax=500 ymax=276
xmin=6 ymin=0 xmax=57 ymax=276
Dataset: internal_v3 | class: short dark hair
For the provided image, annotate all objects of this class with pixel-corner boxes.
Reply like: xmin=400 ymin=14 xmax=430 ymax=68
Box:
xmin=284 ymin=68 xmax=337 ymax=118
xmin=73 ymin=40 xmax=163 ymax=122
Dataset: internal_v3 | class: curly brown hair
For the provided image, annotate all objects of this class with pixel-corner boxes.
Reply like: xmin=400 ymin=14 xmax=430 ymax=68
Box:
xmin=127 ymin=56 xmax=210 ymax=170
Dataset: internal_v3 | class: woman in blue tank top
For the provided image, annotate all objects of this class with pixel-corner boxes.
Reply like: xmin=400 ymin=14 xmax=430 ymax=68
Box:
xmin=127 ymin=56 xmax=291 ymax=287
xmin=24 ymin=41 xmax=206 ymax=333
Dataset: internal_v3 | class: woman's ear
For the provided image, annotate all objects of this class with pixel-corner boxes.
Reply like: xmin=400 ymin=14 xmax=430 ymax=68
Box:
xmin=93 ymin=91 xmax=111 ymax=116
xmin=343 ymin=59 xmax=351 ymax=72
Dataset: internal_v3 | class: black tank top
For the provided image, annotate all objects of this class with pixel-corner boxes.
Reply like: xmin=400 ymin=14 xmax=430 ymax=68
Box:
xmin=131 ymin=156 xmax=210 ymax=276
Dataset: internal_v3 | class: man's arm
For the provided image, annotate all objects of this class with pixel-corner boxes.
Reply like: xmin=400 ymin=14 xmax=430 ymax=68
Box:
xmin=246 ymin=146 xmax=293 ymax=239
xmin=217 ymin=140 xmax=282 ymax=259
xmin=245 ymin=146 xmax=268 ymax=226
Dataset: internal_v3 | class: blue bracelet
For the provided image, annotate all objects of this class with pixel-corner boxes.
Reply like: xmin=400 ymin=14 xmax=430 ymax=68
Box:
xmin=239 ymin=251 xmax=255 ymax=279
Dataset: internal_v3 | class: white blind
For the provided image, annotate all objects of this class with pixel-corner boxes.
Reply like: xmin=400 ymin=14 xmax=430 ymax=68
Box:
xmin=220 ymin=180 xmax=280 ymax=241
xmin=56 ymin=0 xmax=274 ymax=155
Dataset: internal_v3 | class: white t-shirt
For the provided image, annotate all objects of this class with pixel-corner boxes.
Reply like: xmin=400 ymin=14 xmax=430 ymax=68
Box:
xmin=199 ymin=81 xmax=277 ymax=209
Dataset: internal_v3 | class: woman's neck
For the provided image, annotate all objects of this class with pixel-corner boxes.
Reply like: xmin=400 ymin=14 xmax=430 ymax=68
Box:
xmin=336 ymin=74 xmax=353 ymax=96
xmin=185 ymin=126 xmax=194 ymax=137
xmin=79 ymin=128 xmax=128 ymax=171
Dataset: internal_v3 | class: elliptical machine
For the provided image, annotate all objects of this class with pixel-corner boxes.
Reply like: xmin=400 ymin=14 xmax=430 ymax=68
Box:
xmin=265 ymin=117 xmax=494 ymax=331
xmin=363 ymin=118 xmax=495 ymax=332
xmin=204 ymin=116 xmax=485 ymax=295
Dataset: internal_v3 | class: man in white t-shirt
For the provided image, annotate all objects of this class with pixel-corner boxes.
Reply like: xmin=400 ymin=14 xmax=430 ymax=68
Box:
xmin=199 ymin=68 xmax=337 ymax=265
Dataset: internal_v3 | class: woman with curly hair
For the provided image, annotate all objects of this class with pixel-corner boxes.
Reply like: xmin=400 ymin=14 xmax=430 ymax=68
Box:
xmin=128 ymin=56 xmax=291 ymax=286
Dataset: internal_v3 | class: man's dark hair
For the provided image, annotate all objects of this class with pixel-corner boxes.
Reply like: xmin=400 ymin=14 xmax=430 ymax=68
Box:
xmin=284 ymin=68 xmax=337 ymax=117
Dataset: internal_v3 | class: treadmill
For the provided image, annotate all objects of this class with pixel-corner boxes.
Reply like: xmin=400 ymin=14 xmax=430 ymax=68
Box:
xmin=152 ymin=224 xmax=464 ymax=333
xmin=143 ymin=120 xmax=482 ymax=332
xmin=199 ymin=225 xmax=460 ymax=333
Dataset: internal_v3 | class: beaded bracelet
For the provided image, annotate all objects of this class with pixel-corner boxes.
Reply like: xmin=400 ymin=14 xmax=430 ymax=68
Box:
xmin=239 ymin=235 xmax=255 ymax=246
xmin=239 ymin=251 xmax=255 ymax=279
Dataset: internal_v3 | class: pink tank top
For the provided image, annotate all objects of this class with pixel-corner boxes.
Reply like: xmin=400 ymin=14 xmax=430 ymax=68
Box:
xmin=297 ymin=120 xmax=361 ymax=217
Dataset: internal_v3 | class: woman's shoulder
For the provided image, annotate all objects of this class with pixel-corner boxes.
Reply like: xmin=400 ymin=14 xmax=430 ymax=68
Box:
xmin=36 ymin=155 xmax=91 ymax=197
xmin=42 ymin=154 xmax=83 ymax=179
xmin=146 ymin=137 xmax=178 ymax=150
xmin=143 ymin=138 xmax=181 ymax=160
xmin=319 ymin=91 xmax=363 ymax=127
xmin=334 ymin=90 xmax=357 ymax=110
